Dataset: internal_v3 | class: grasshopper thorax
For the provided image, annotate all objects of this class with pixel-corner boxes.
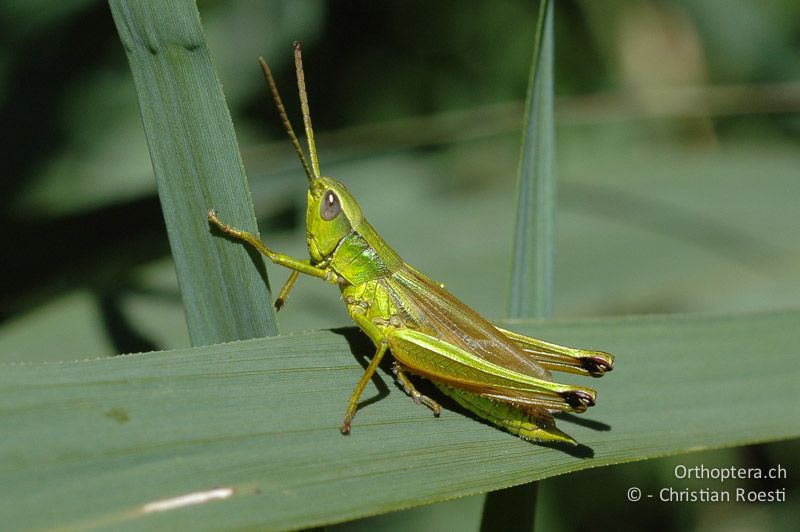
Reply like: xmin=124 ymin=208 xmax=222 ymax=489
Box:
xmin=306 ymin=176 xmax=364 ymax=263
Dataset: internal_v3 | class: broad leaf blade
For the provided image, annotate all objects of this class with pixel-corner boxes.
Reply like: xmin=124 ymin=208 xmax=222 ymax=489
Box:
xmin=108 ymin=0 xmax=277 ymax=345
xmin=2 ymin=311 xmax=798 ymax=530
xmin=507 ymin=0 xmax=556 ymax=320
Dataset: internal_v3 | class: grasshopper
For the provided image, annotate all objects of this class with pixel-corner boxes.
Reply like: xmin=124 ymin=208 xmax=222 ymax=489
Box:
xmin=208 ymin=42 xmax=614 ymax=445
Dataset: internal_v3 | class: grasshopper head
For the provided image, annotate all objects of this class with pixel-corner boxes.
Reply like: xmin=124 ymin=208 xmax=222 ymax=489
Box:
xmin=260 ymin=43 xmax=363 ymax=263
xmin=306 ymin=176 xmax=363 ymax=263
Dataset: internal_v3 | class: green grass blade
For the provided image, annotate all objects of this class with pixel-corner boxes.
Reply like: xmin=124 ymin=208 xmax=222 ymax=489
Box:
xmin=108 ymin=0 xmax=277 ymax=346
xmin=3 ymin=311 xmax=798 ymax=530
xmin=507 ymin=0 xmax=556 ymax=320
xmin=492 ymin=2 xmax=555 ymax=528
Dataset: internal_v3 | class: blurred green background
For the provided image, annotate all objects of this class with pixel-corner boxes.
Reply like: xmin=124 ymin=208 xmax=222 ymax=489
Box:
xmin=1 ymin=0 xmax=798 ymax=530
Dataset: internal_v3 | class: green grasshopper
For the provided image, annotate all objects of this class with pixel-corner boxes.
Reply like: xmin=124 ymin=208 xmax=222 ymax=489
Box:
xmin=208 ymin=42 xmax=614 ymax=445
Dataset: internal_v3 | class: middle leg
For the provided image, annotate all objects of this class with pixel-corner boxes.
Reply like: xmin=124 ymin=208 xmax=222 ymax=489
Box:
xmin=392 ymin=362 xmax=441 ymax=416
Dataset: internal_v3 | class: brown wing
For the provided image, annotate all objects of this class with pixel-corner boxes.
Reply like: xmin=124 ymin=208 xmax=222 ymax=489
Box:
xmin=382 ymin=264 xmax=552 ymax=382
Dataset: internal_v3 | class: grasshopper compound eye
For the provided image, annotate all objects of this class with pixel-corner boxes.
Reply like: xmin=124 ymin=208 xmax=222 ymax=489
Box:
xmin=320 ymin=190 xmax=341 ymax=220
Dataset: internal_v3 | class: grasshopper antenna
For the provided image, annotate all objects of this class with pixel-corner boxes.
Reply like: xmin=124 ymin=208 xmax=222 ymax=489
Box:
xmin=258 ymin=55 xmax=316 ymax=183
xmin=293 ymin=41 xmax=321 ymax=180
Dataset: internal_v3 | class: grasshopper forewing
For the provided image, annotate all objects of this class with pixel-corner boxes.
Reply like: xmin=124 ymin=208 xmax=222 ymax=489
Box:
xmin=208 ymin=42 xmax=614 ymax=445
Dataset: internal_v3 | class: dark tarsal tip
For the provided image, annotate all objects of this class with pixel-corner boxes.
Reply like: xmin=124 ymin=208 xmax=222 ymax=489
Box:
xmin=582 ymin=355 xmax=613 ymax=376
xmin=564 ymin=390 xmax=595 ymax=409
